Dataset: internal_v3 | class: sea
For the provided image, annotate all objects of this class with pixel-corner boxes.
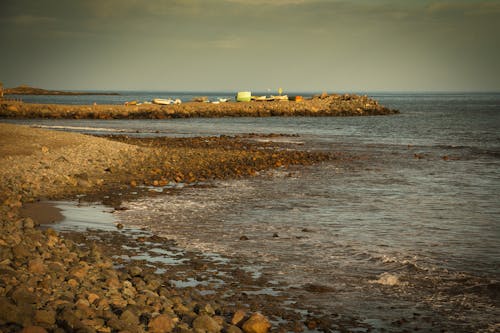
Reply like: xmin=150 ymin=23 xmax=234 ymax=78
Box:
xmin=3 ymin=92 xmax=499 ymax=332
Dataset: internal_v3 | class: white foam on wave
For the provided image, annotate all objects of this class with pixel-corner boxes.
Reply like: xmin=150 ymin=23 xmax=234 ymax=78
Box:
xmin=370 ymin=272 xmax=404 ymax=286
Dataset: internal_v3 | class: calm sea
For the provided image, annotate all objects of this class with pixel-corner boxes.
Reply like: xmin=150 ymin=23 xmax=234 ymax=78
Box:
xmin=3 ymin=92 xmax=499 ymax=331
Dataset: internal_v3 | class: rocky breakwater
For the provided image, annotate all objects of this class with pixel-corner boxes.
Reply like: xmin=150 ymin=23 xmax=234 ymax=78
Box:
xmin=0 ymin=123 xmax=333 ymax=332
xmin=0 ymin=93 xmax=398 ymax=119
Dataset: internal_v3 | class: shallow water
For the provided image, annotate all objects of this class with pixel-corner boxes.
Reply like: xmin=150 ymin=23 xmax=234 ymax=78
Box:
xmin=7 ymin=92 xmax=500 ymax=331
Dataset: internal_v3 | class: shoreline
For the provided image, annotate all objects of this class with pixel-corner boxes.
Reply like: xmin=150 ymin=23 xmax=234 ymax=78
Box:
xmin=3 ymin=86 xmax=119 ymax=96
xmin=0 ymin=123 xmax=340 ymax=332
xmin=0 ymin=93 xmax=398 ymax=119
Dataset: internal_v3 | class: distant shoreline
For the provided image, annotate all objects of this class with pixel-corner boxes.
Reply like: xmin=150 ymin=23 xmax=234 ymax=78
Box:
xmin=0 ymin=93 xmax=399 ymax=118
xmin=3 ymin=85 xmax=120 ymax=96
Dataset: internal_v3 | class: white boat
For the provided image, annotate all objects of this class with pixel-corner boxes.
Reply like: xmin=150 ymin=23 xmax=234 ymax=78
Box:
xmin=270 ymin=95 xmax=289 ymax=101
xmin=218 ymin=98 xmax=229 ymax=103
xmin=152 ymin=98 xmax=174 ymax=105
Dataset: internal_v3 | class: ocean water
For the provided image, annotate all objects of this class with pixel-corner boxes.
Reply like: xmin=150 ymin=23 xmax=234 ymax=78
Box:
xmin=3 ymin=92 xmax=499 ymax=331
xmin=4 ymin=91 xmax=315 ymax=105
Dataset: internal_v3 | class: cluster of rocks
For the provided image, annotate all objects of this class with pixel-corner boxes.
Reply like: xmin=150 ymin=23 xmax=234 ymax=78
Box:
xmin=0 ymin=93 xmax=398 ymax=119
xmin=0 ymin=124 xmax=335 ymax=332
xmin=0 ymin=199 xmax=271 ymax=333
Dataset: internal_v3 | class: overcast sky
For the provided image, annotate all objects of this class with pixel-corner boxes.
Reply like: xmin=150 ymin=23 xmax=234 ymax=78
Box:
xmin=1 ymin=0 xmax=499 ymax=92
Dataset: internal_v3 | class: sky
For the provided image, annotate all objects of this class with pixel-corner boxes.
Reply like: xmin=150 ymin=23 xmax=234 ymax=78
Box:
xmin=1 ymin=0 xmax=499 ymax=92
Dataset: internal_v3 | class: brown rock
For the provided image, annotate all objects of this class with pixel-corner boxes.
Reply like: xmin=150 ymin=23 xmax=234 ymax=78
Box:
xmin=129 ymin=265 xmax=143 ymax=277
xmin=67 ymin=278 xmax=79 ymax=288
xmin=70 ymin=263 xmax=89 ymax=280
xmin=11 ymin=285 xmax=37 ymax=305
xmin=231 ymin=309 xmax=247 ymax=326
xmin=242 ymin=313 xmax=271 ymax=333
xmin=20 ymin=326 xmax=48 ymax=333
xmin=12 ymin=243 xmax=31 ymax=259
xmin=28 ymin=258 xmax=46 ymax=274
xmin=226 ymin=325 xmax=243 ymax=333
xmin=34 ymin=309 xmax=56 ymax=326
xmin=88 ymin=293 xmax=100 ymax=304
xmin=120 ymin=309 xmax=140 ymax=327
xmin=148 ymin=314 xmax=175 ymax=333
xmin=192 ymin=314 xmax=221 ymax=333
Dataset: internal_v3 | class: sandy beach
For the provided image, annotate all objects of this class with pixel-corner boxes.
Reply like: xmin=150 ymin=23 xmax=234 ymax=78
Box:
xmin=0 ymin=123 xmax=336 ymax=332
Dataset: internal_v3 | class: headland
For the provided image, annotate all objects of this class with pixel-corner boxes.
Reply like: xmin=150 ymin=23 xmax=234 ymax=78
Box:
xmin=3 ymin=85 xmax=119 ymax=96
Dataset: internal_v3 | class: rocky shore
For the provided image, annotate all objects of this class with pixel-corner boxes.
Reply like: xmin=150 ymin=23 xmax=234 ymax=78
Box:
xmin=0 ymin=93 xmax=398 ymax=119
xmin=0 ymin=123 xmax=337 ymax=332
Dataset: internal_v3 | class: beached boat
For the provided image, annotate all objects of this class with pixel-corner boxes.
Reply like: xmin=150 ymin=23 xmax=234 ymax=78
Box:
xmin=236 ymin=91 xmax=251 ymax=102
xmin=270 ymin=95 xmax=289 ymax=101
xmin=252 ymin=96 xmax=267 ymax=101
xmin=152 ymin=98 xmax=174 ymax=105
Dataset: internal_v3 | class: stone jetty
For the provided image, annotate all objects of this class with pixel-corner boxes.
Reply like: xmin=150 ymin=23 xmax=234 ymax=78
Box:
xmin=0 ymin=93 xmax=398 ymax=119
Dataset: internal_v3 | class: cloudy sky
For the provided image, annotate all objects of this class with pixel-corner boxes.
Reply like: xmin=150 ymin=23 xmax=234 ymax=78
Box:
xmin=1 ymin=0 xmax=499 ymax=92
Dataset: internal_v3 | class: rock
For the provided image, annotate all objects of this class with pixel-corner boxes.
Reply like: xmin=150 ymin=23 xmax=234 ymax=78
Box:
xmin=23 ymin=217 xmax=36 ymax=229
xmin=11 ymin=285 xmax=37 ymax=305
xmin=20 ymin=326 xmax=48 ymax=333
xmin=129 ymin=265 xmax=143 ymax=277
xmin=12 ymin=243 xmax=31 ymax=259
xmin=239 ymin=236 xmax=249 ymax=241
xmin=226 ymin=325 xmax=243 ymax=333
xmin=34 ymin=309 xmax=56 ymax=326
xmin=192 ymin=314 xmax=222 ymax=333
xmin=87 ymin=293 xmax=100 ymax=304
xmin=70 ymin=263 xmax=89 ymax=280
xmin=148 ymin=314 xmax=175 ymax=333
xmin=120 ymin=309 xmax=140 ymax=327
xmin=231 ymin=309 xmax=247 ymax=326
xmin=0 ymin=296 xmax=27 ymax=325
xmin=6 ymin=105 xmax=18 ymax=112
xmin=28 ymin=258 xmax=46 ymax=274
xmin=67 ymin=278 xmax=79 ymax=288
xmin=109 ymin=294 xmax=128 ymax=308
xmin=241 ymin=313 xmax=271 ymax=333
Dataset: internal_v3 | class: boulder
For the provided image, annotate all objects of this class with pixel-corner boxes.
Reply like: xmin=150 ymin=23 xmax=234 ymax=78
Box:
xmin=192 ymin=314 xmax=221 ymax=333
xmin=148 ymin=314 xmax=175 ymax=333
xmin=241 ymin=313 xmax=271 ymax=333
xmin=231 ymin=309 xmax=247 ymax=326
xmin=34 ymin=309 xmax=56 ymax=326
xmin=28 ymin=258 xmax=46 ymax=274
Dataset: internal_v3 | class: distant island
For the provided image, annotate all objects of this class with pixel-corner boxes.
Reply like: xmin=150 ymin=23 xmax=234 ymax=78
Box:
xmin=4 ymin=85 xmax=119 ymax=96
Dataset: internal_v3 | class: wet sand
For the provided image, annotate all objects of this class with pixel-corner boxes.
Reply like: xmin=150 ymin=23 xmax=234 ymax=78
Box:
xmin=0 ymin=123 xmax=345 ymax=332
